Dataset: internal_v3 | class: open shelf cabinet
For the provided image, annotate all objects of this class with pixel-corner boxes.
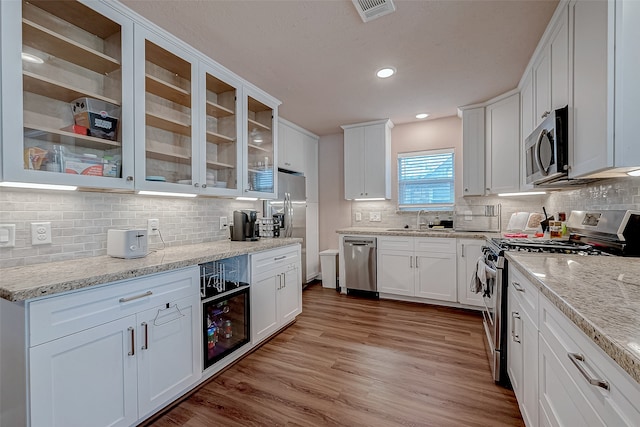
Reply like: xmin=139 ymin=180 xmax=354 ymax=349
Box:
xmin=0 ymin=0 xmax=134 ymax=189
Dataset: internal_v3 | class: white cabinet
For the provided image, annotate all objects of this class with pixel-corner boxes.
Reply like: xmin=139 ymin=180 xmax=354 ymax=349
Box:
xmin=278 ymin=119 xmax=305 ymax=173
xmin=485 ymin=92 xmax=520 ymax=195
xmin=569 ymin=0 xmax=640 ymax=178
xmin=250 ymin=245 xmax=302 ymax=346
xmin=520 ymin=71 xmax=535 ymax=191
xmin=506 ymin=266 xmax=538 ymax=427
xmin=377 ymin=236 xmax=456 ymax=302
xmin=0 ymin=0 xmax=135 ymax=190
xmin=306 ymin=202 xmax=320 ymax=281
xmin=550 ymin=6 xmax=569 ymax=112
xmin=304 ymin=133 xmax=319 ymax=203
xmin=533 ymin=51 xmax=551 ymax=128
xmin=28 ymin=268 xmax=201 ymax=427
xmin=342 ymin=119 xmax=393 ymax=200
xmin=461 ymin=107 xmax=486 ymax=196
xmin=455 ymin=239 xmax=484 ymax=307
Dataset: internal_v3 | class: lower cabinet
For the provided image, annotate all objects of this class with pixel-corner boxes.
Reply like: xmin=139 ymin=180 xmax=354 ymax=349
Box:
xmin=456 ymin=239 xmax=484 ymax=307
xmin=377 ymin=236 xmax=456 ymax=302
xmin=251 ymin=245 xmax=302 ymax=346
xmin=28 ymin=268 xmax=201 ymax=427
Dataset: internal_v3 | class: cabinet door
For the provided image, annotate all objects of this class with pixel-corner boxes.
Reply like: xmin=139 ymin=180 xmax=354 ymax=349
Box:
xmin=507 ymin=288 xmax=523 ymax=407
xmin=520 ymin=71 xmax=535 ymax=191
xmin=278 ymin=122 xmax=305 ymax=173
xmin=377 ymin=250 xmax=415 ymax=296
xmin=550 ymin=6 xmax=569 ymax=111
xmin=29 ymin=315 xmax=138 ymax=427
xmin=521 ymin=307 xmax=538 ymax=427
xmin=304 ymin=134 xmax=319 ymax=203
xmin=461 ymin=107 xmax=486 ymax=196
xmin=136 ymin=294 xmax=201 ymax=419
xmin=306 ymin=202 xmax=320 ymax=281
xmin=344 ymin=126 xmax=365 ymax=199
xmin=278 ymin=265 xmax=301 ymax=325
xmin=198 ymin=62 xmax=242 ymax=196
xmin=456 ymin=239 xmax=484 ymax=307
xmin=485 ymin=93 xmax=520 ymax=194
xmin=533 ymin=49 xmax=551 ymax=128
xmin=1 ymin=0 xmax=134 ymax=189
xmin=134 ymin=26 xmax=198 ymax=193
xmin=414 ymin=252 xmax=457 ymax=302
xmin=363 ymin=123 xmax=388 ymax=198
xmin=251 ymin=270 xmax=279 ymax=345
xmin=569 ymin=0 xmax=611 ymax=178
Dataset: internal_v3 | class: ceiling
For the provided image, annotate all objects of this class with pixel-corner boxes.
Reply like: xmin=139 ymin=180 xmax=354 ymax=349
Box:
xmin=122 ymin=0 xmax=558 ymax=136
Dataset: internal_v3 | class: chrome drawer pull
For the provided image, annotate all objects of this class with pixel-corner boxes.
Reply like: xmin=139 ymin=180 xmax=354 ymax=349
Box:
xmin=511 ymin=311 xmax=521 ymax=343
xmin=274 ymin=255 xmax=286 ymax=261
xmin=119 ymin=290 xmax=153 ymax=303
xmin=512 ymin=281 xmax=525 ymax=292
xmin=568 ymin=353 xmax=610 ymax=390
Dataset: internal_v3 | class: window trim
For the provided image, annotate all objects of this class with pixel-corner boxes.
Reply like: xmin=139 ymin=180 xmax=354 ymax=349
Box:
xmin=397 ymin=148 xmax=455 ymax=211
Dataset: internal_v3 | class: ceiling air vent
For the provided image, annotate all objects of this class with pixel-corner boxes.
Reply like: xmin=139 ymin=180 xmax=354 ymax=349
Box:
xmin=352 ymin=0 xmax=396 ymax=23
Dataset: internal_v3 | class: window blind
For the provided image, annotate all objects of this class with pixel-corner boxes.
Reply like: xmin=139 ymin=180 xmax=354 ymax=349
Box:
xmin=397 ymin=149 xmax=454 ymax=211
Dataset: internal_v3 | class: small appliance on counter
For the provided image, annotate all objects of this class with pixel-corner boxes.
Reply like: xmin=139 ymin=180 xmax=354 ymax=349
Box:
xmin=107 ymin=229 xmax=148 ymax=259
xmin=231 ymin=210 xmax=259 ymax=241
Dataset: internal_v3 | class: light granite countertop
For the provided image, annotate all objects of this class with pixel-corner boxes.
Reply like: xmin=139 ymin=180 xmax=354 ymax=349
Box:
xmin=336 ymin=226 xmax=498 ymax=239
xmin=0 ymin=238 xmax=302 ymax=302
xmin=506 ymin=252 xmax=640 ymax=385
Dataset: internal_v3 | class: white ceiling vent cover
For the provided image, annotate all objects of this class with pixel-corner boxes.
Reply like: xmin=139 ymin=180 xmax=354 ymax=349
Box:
xmin=352 ymin=0 xmax=396 ymax=23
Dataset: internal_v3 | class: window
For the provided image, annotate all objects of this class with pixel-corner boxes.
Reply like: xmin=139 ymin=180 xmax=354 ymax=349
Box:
xmin=397 ymin=149 xmax=454 ymax=211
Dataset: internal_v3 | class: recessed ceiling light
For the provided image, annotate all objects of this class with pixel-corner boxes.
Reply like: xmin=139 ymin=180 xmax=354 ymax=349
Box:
xmin=627 ymin=169 xmax=640 ymax=177
xmin=416 ymin=113 xmax=429 ymax=119
xmin=376 ymin=67 xmax=395 ymax=78
xmin=21 ymin=52 xmax=44 ymax=64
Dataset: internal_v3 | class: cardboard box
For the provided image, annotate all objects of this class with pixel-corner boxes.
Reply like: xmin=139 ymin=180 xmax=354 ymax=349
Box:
xmin=64 ymin=157 xmax=103 ymax=176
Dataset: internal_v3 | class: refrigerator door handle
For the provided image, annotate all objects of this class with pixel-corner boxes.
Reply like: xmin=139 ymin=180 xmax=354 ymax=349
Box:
xmin=287 ymin=192 xmax=293 ymax=237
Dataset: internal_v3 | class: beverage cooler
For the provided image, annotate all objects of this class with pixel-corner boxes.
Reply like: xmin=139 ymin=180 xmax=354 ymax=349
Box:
xmin=200 ymin=256 xmax=250 ymax=370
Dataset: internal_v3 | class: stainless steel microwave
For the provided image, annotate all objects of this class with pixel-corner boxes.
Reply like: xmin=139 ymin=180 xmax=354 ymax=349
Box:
xmin=524 ymin=106 xmax=568 ymax=185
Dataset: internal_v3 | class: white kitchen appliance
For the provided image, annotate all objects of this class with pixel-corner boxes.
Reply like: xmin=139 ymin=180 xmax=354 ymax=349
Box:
xmin=107 ymin=229 xmax=148 ymax=259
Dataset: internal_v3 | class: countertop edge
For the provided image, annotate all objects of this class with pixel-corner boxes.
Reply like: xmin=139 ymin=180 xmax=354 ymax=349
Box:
xmin=1 ymin=239 xmax=302 ymax=302
xmin=505 ymin=253 xmax=640 ymax=386
xmin=335 ymin=227 xmax=494 ymax=239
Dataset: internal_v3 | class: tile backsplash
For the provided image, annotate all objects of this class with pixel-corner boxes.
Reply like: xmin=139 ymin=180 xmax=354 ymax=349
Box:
xmin=0 ymin=188 xmax=257 ymax=268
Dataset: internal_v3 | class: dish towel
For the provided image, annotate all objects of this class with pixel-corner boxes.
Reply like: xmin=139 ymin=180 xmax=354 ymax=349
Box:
xmin=470 ymin=257 xmax=497 ymax=295
xmin=469 ymin=256 xmax=484 ymax=294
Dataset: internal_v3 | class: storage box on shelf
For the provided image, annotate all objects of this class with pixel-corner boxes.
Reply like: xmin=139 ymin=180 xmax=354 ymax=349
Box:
xmin=0 ymin=0 xmax=135 ymax=189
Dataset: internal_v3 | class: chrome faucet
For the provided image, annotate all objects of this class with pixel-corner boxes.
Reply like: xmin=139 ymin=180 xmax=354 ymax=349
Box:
xmin=416 ymin=209 xmax=427 ymax=229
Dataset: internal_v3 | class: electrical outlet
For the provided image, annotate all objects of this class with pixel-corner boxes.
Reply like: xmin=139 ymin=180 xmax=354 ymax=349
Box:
xmin=147 ymin=218 xmax=160 ymax=236
xmin=355 ymin=212 xmax=362 ymax=222
xmin=369 ymin=212 xmax=381 ymax=222
xmin=31 ymin=222 xmax=52 ymax=245
xmin=0 ymin=224 xmax=16 ymax=248
xmin=220 ymin=216 xmax=228 ymax=230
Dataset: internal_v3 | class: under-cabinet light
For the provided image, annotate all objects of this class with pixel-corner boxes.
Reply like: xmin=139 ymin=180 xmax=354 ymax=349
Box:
xmin=137 ymin=190 xmax=197 ymax=198
xmin=354 ymin=198 xmax=386 ymax=201
xmin=0 ymin=182 xmax=77 ymax=191
xmin=498 ymin=191 xmax=546 ymax=197
xmin=627 ymin=169 xmax=640 ymax=177
xmin=21 ymin=52 xmax=44 ymax=64
xmin=236 ymin=197 xmax=258 ymax=201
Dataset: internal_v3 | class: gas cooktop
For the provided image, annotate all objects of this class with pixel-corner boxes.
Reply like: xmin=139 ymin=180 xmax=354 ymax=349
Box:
xmin=491 ymin=237 xmax=602 ymax=255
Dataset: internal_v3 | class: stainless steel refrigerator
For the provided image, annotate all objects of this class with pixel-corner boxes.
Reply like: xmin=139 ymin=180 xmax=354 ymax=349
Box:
xmin=263 ymin=171 xmax=307 ymax=285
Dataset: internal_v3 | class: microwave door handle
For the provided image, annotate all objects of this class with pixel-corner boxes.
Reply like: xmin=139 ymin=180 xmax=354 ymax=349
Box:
xmin=535 ymin=130 xmax=547 ymax=176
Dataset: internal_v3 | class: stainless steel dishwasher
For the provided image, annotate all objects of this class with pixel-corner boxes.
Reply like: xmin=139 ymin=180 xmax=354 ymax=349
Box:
xmin=343 ymin=236 xmax=377 ymax=296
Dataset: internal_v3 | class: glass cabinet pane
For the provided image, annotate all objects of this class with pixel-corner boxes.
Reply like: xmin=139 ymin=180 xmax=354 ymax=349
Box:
xmin=143 ymin=40 xmax=192 ymax=185
xmin=205 ymin=74 xmax=237 ymax=191
xmin=21 ymin=0 xmax=124 ymax=178
xmin=246 ymin=96 xmax=274 ymax=193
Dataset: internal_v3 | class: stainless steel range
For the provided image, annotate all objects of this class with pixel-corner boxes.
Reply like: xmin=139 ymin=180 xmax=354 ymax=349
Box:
xmin=480 ymin=210 xmax=640 ymax=386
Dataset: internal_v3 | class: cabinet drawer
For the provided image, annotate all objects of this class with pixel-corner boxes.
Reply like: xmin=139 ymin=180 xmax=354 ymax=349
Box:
xmin=251 ymin=245 xmax=300 ymax=272
xmin=378 ymin=236 xmax=413 ymax=251
xmin=539 ymin=296 xmax=640 ymax=426
xmin=28 ymin=267 xmax=200 ymax=347
xmin=508 ymin=265 xmax=538 ymax=323
xmin=414 ymin=237 xmax=456 ymax=254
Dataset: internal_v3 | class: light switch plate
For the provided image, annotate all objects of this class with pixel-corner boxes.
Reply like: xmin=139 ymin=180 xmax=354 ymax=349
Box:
xmin=0 ymin=224 xmax=16 ymax=248
xmin=31 ymin=222 xmax=52 ymax=245
xmin=355 ymin=212 xmax=362 ymax=222
xmin=369 ymin=212 xmax=381 ymax=222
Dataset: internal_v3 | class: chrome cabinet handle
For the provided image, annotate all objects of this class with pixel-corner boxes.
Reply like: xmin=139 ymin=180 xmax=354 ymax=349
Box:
xmin=568 ymin=353 xmax=610 ymax=390
xmin=461 ymin=244 xmax=465 ymax=258
xmin=511 ymin=311 xmax=521 ymax=343
xmin=202 ymin=184 xmax=207 ymax=188
xmin=512 ymin=282 xmax=525 ymax=292
xmin=274 ymin=255 xmax=286 ymax=261
xmin=119 ymin=290 xmax=153 ymax=303
xmin=141 ymin=322 xmax=148 ymax=350
xmin=410 ymin=256 xmax=413 ymax=268
xmin=126 ymin=176 xmax=133 ymax=181
xmin=415 ymin=256 xmax=419 ymax=268
xmin=128 ymin=327 xmax=135 ymax=356
xmin=277 ymin=274 xmax=282 ymax=290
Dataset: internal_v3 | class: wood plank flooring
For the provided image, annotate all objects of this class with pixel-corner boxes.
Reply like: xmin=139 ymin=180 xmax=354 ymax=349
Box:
xmin=148 ymin=284 xmax=524 ymax=427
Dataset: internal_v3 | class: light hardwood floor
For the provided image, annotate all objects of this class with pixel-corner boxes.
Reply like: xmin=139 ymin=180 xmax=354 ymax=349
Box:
xmin=147 ymin=284 xmax=524 ymax=426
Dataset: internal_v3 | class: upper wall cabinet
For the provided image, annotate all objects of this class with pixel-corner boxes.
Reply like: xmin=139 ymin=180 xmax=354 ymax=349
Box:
xmin=461 ymin=107 xmax=486 ymax=196
xmin=485 ymin=92 xmax=520 ymax=195
xmin=520 ymin=70 xmax=535 ymax=191
xmin=243 ymin=86 xmax=279 ymax=199
xmin=342 ymin=119 xmax=393 ymax=200
xmin=278 ymin=119 xmax=305 ymax=173
xmin=0 ymin=0 xmax=135 ymax=189
xmin=569 ymin=0 xmax=640 ymax=178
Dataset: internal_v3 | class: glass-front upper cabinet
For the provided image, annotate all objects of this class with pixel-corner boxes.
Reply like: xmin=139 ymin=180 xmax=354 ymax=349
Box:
xmin=133 ymin=27 xmax=198 ymax=193
xmin=0 ymin=0 xmax=134 ymax=189
xmin=198 ymin=62 xmax=242 ymax=196
xmin=243 ymin=87 xmax=280 ymax=199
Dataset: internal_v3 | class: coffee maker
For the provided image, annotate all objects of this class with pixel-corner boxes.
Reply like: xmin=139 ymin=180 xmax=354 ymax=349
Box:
xmin=231 ymin=210 xmax=259 ymax=241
